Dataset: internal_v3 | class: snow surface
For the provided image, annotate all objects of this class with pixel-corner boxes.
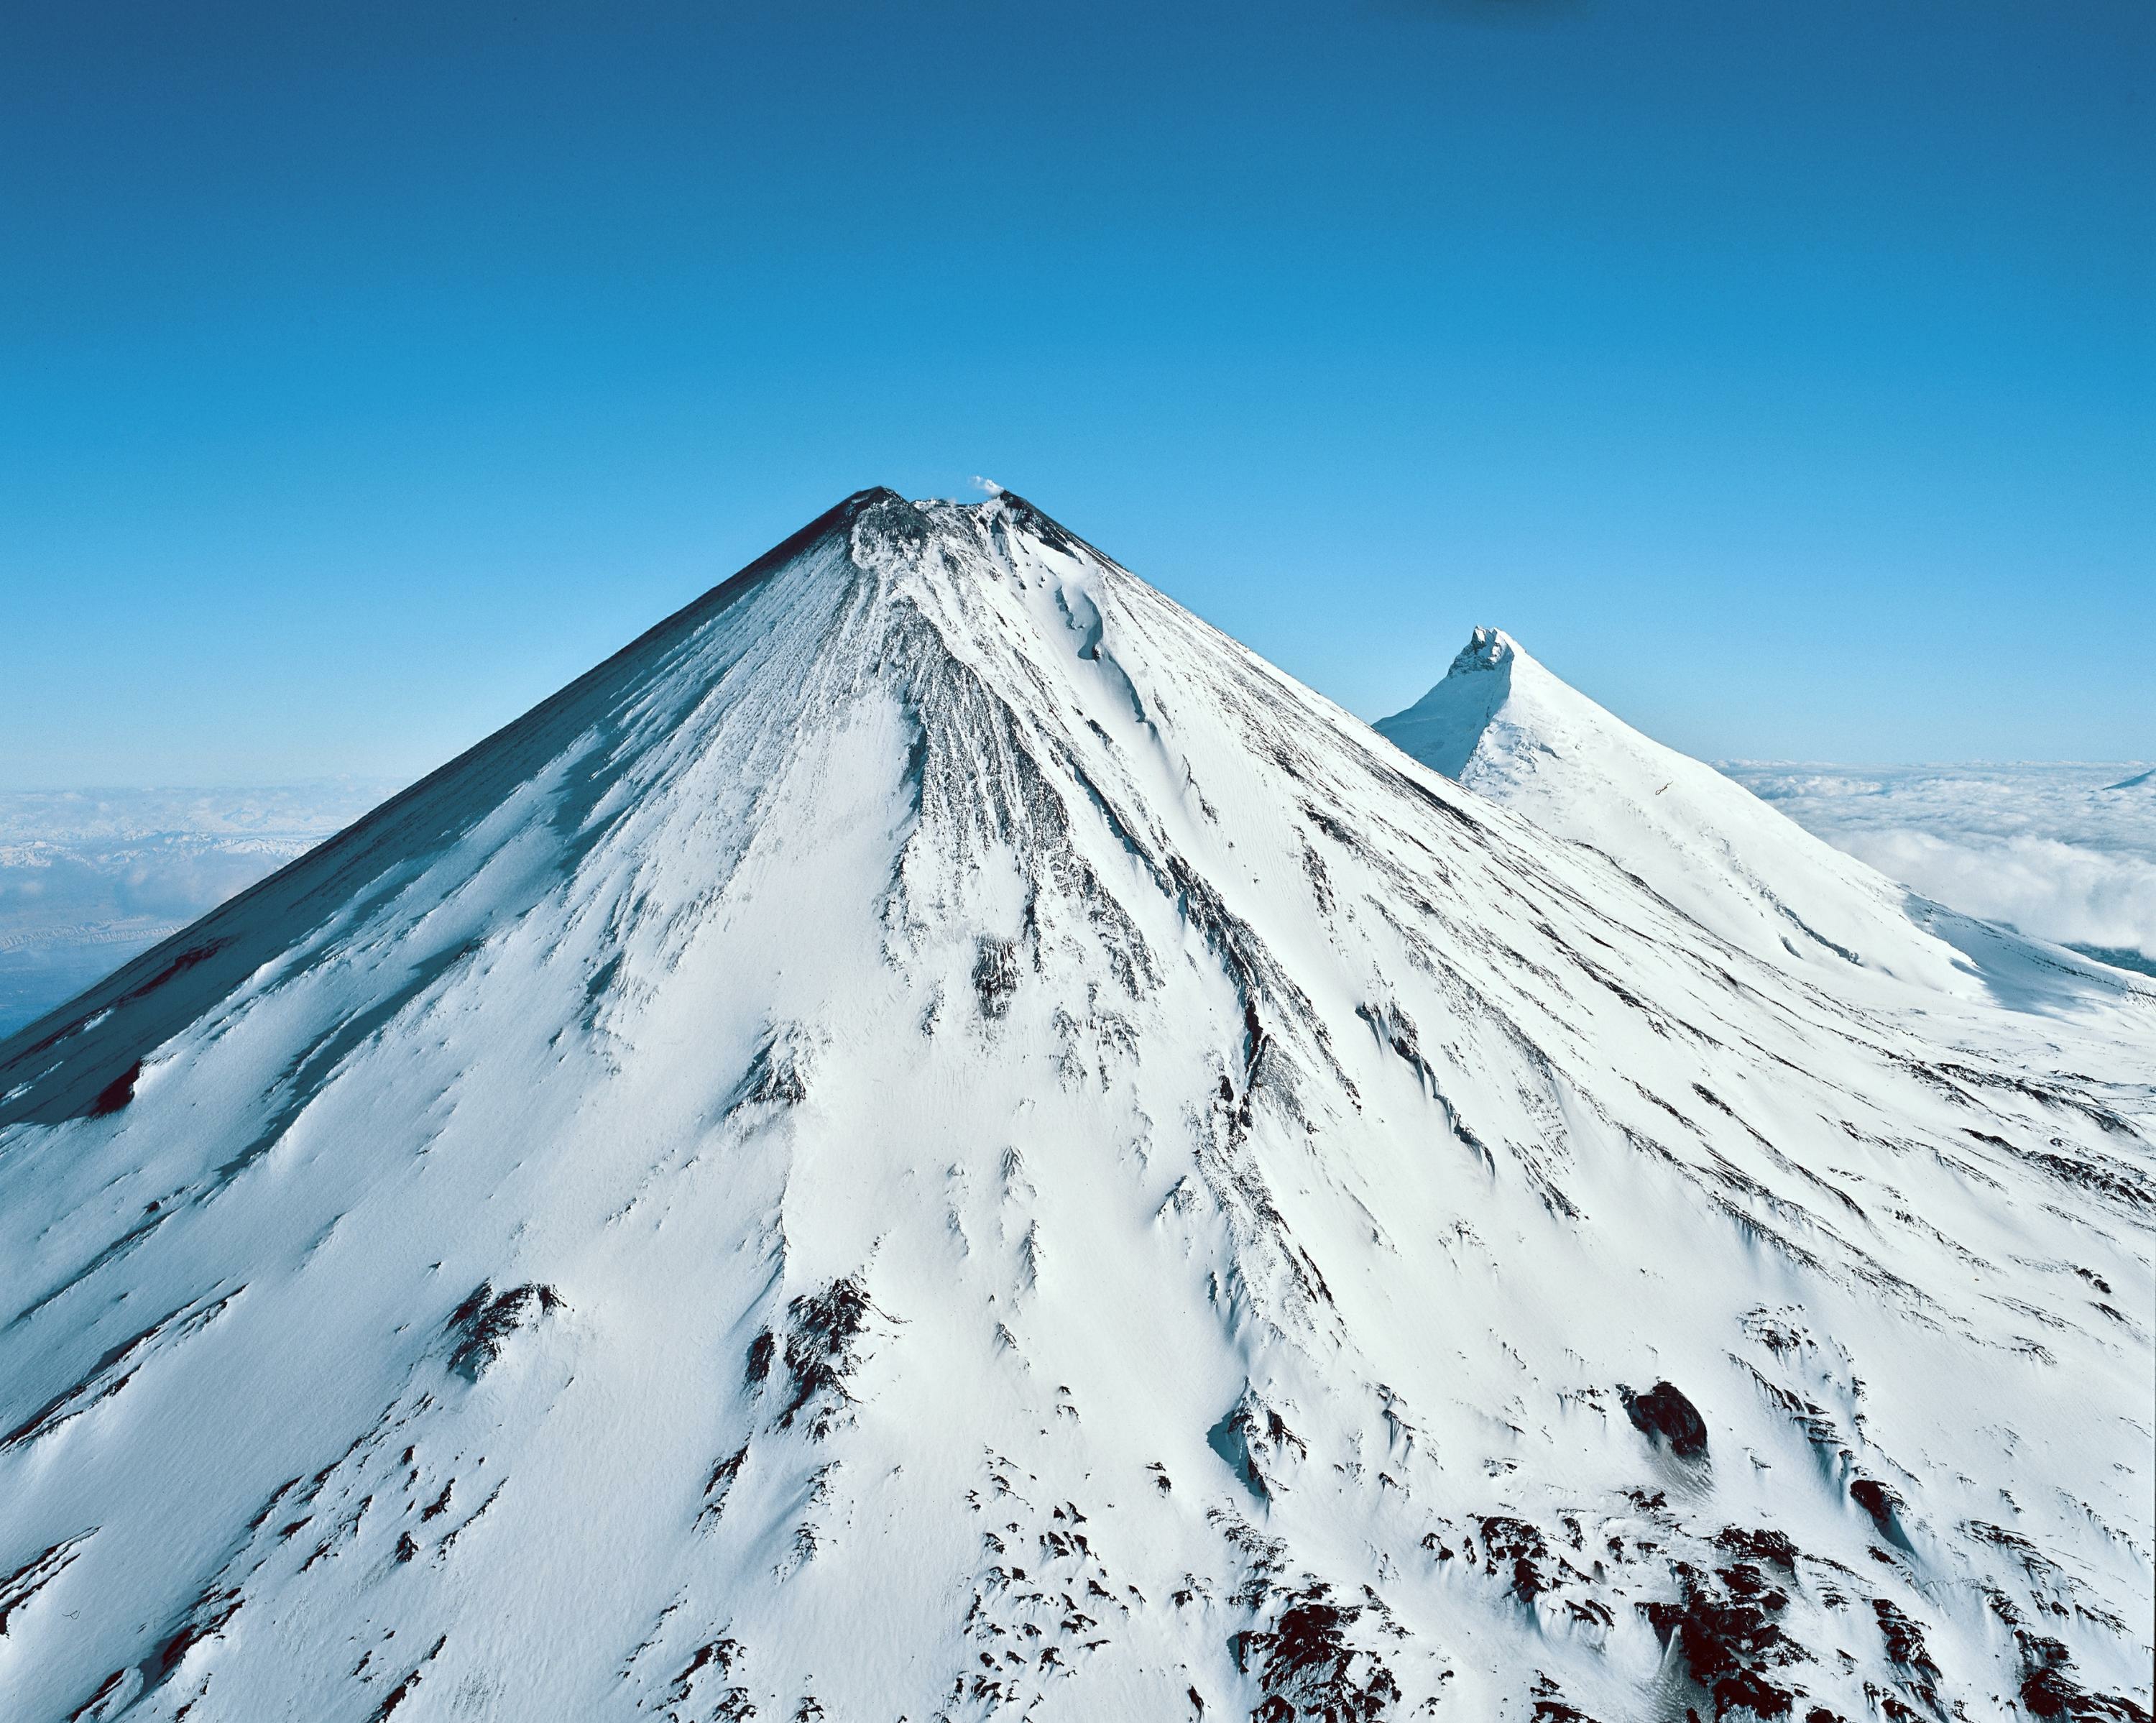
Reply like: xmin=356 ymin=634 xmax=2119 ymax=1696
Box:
xmin=1 ymin=492 xmax=2150 ymax=1722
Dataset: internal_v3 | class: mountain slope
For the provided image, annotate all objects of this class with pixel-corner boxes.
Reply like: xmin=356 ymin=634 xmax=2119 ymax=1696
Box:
xmin=1 ymin=492 xmax=2150 ymax=1723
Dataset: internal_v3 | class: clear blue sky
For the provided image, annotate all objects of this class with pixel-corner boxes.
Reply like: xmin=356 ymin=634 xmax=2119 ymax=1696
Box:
xmin=3 ymin=0 xmax=2150 ymax=788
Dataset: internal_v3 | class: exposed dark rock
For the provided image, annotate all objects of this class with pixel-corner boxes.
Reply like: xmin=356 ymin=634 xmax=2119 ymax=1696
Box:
xmin=665 ymin=1636 xmax=753 ymax=1718
xmin=1863 ymin=1686 xmax=1921 ymax=1723
xmin=1207 ymin=1386 xmax=1305 ymax=1502
xmin=1869 ymin=1599 xmax=1936 ymax=1679
xmin=119 ymin=939 xmax=231 ymax=1006
xmin=0 ymin=1532 xmax=93 ymax=1637
xmin=1713 ymin=1527 xmax=1798 ymax=1572
xmin=1527 ymin=1671 xmax=1600 ymax=1721
xmin=3 ymin=1292 xmax=238 ymax=1453
xmin=736 ymin=1036 xmax=808 ymax=1107
xmin=152 ymin=1584 xmax=244 ymax=1686
xmin=974 ymin=937 xmax=1021 ymax=1019
xmin=1230 ymin=1581 xmax=1400 ymax=1722
xmin=1963 ymin=1129 xmax=2155 ymax=1210
xmin=1356 ymin=999 xmax=1437 ymax=1091
xmin=1639 ymin=1561 xmax=1802 ymax=1719
xmin=88 ymin=1060 xmax=142 ymax=1118
xmin=1623 ymin=1381 xmax=1709 ymax=1458
xmin=1476 ymin=1517 xmax=1557 ymax=1604
xmin=1529 ymin=1671 xmax=1601 ymax=1723
xmin=778 ymin=1278 xmax=883 ymax=1438
xmin=698 ymin=1444 xmax=748 ymax=1529
xmin=445 ymin=1282 xmax=564 ymax=1380
xmin=2016 ymin=1632 xmax=2155 ymax=1722
xmin=65 ymin=1669 xmax=129 ymax=1720
xmin=369 ymin=1634 xmax=447 ymax=1722
xmin=1846 ymin=1479 xmax=1902 ymax=1540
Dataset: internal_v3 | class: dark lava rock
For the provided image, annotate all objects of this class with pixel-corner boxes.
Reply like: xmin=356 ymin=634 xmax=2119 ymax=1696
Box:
xmin=738 ymin=1037 xmax=808 ymax=1106
xmin=1477 ymin=1517 xmax=1557 ymax=1604
xmin=1714 ymin=1527 xmax=1799 ymax=1572
xmin=778 ymin=1278 xmax=880 ymax=1436
xmin=1207 ymin=1388 xmax=1305 ymax=1503
xmin=1623 ymin=1381 xmax=1709 ymax=1458
xmin=2017 ymin=1632 xmax=2155 ymax=1722
xmin=973 ymin=937 xmax=1021 ymax=1019
xmin=1230 ymin=1583 xmax=1400 ymax=1723
xmin=1639 ymin=1561 xmax=1801 ymax=1719
xmin=1847 ymin=1479 xmax=1902 ymax=1538
xmin=88 ymin=1059 xmax=143 ymax=1118
xmin=1871 ymin=1599 xmax=1937 ymax=1678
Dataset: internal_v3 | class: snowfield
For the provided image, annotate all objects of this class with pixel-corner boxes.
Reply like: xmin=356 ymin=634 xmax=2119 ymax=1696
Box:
xmin=1 ymin=491 xmax=2149 ymax=1722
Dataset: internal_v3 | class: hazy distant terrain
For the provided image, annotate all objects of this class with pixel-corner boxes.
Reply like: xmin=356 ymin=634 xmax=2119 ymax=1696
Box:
xmin=0 ymin=783 xmax=399 ymax=1038
xmin=1718 ymin=760 xmax=2156 ymax=975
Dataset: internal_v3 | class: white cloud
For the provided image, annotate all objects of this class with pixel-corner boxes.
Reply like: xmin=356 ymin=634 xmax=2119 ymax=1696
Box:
xmin=1720 ymin=761 xmax=2156 ymax=965
xmin=1836 ymin=828 xmax=2156 ymax=957
xmin=0 ymin=782 xmax=398 ymax=1037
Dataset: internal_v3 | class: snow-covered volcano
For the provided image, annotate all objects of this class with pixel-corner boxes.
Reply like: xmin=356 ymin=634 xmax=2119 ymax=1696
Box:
xmin=1 ymin=491 xmax=2150 ymax=1723
xmin=1375 ymin=628 xmax=2129 ymax=1016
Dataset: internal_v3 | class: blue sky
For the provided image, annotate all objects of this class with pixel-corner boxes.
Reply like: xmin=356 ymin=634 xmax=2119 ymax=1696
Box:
xmin=3 ymin=0 xmax=2149 ymax=787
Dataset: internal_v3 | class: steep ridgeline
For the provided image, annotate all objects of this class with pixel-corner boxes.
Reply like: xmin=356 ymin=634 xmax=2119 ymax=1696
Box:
xmin=1 ymin=493 xmax=2150 ymax=1723
xmin=1376 ymin=628 xmax=2149 ymax=1021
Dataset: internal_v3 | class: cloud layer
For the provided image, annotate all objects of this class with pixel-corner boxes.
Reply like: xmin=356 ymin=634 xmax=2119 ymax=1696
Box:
xmin=0 ymin=782 xmax=397 ymax=1038
xmin=1720 ymin=761 xmax=2156 ymax=969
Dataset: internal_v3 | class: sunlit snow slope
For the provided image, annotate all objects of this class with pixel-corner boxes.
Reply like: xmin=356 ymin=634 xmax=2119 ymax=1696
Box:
xmin=2 ymin=493 xmax=2150 ymax=1723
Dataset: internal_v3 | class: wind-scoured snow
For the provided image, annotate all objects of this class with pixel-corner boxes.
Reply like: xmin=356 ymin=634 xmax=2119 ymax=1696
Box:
xmin=1 ymin=492 xmax=2150 ymax=1722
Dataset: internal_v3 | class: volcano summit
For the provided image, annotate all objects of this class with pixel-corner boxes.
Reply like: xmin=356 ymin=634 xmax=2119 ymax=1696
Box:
xmin=1 ymin=490 xmax=2149 ymax=1722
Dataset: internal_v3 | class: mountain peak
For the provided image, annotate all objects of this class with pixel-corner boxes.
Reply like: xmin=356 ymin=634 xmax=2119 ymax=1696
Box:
xmin=1369 ymin=625 xmax=1531 ymax=778
xmin=1376 ymin=620 xmax=2139 ymax=1003
xmin=1446 ymin=624 xmax=1519 ymax=676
